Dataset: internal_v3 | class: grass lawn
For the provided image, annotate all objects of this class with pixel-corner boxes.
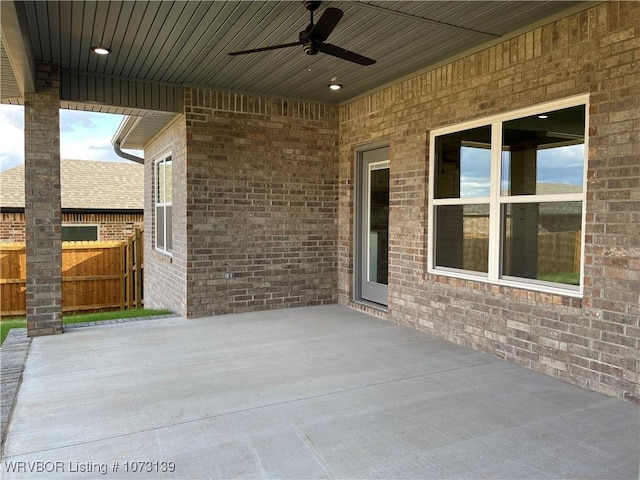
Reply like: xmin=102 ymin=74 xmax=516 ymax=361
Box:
xmin=538 ymin=272 xmax=580 ymax=285
xmin=0 ymin=309 xmax=172 ymax=346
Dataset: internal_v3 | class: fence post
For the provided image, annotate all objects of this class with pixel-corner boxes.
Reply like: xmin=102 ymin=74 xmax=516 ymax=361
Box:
xmin=134 ymin=228 xmax=143 ymax=308
xmin=126 ymin=233 xmax=132 ymax=309
xmin=119 ymin=243 xmax=126 ymax=311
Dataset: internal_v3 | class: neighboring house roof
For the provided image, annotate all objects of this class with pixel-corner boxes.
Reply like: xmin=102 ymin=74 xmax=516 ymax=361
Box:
xmin=0 ymin=160 xmax=143 ymax=211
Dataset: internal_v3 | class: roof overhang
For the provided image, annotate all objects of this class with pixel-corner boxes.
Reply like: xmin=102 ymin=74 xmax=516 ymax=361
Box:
xmin=112 ymin=113 xmax=180 ymax=151
xmin=2 ymin=0 xmax=602 ymax=150
xmin=0 ymin=1 xmax=35 ymax=101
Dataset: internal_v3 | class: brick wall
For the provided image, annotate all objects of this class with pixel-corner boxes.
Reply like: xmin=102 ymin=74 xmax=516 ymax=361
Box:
xmin=182 ymin=88 xmax=339 ymax=317
xmin=145 ymin=89 xmax=339 ymax=318
xmin=339 ymin=2 xmax=639 ymax=401
xmin=0 ymin=213 xmax=25 ymax=242
xmin=144 ymin=117 xmax=188 ymax=317
xmin=84 ymin=214 xmax=143 ymax=241
xmin=0 ymin=212 xmax=142 ymax=242
xmin=24 ymin=62 xmax=63 ymax=336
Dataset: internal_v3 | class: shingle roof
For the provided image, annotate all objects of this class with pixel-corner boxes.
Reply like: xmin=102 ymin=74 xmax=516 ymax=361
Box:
xmin=0 ymin=160 xmax=143 ymax=210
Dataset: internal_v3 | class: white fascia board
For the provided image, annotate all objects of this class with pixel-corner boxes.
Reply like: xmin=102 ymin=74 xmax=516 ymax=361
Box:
xmin=111 ymin=115 xmax=143 ymax=147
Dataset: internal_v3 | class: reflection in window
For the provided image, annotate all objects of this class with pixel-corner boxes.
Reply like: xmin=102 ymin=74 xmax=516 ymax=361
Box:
xmin=461 ymin=147 xmax=491 ymax=198
xmin=369 ymin=166 xmax=389 ymax=284
xmin=435 ymin=125 xmax=491 ymax=199
xmin=165 ymin=159 xmax=173 ymax=203
xmin=502 ymin=202 xmax=582 ymax=285
xmin=156 ymin=161 xmax=165 ymax=203
xmin=536 ymin=145 xmax=584 ymax=194
xmin=62 ymin=225 xmax=98 ymax=242
xmin=435 ymin=204 xmax=489 ymax=274
xmin=430 ymin=100 xmax=587 ymax=292
xmin=501 ymin=105 xmax=585 ymax=196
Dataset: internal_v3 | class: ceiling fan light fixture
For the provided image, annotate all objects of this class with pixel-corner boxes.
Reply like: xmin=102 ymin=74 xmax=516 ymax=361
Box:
xmin=328 ymin=83 xmax=342 ymax=90
xmin=91 ymin=46 xmax=112 ymax=55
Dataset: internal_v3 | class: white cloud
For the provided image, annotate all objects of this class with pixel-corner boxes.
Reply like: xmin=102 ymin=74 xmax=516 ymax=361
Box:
xmin=0 ymin=105 xmax=25 ymax=171
xmin=0 ymin=106 xmax=143 ymax=171
xmin=60 ymin=133 xmax=122 ymax=162
xmin=61 ymin=109 xmax=99 ymax=132
xmin=60 ymin=110 xmax=141 ymax=162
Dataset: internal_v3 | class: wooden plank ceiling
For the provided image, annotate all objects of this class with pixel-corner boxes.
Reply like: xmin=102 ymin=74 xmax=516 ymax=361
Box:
xmin=6 ymin=1 xmax=590 ymax=106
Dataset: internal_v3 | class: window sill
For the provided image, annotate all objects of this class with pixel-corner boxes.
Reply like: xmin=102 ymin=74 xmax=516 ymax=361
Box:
xmin=153 ymin=248 xmax=173 ymax=263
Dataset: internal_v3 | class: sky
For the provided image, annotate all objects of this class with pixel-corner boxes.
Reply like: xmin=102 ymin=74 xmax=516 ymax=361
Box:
xmin=459 ymin=144 xmax=584 ymax=198
xmin=0 ymin=104 xmax=143 ymax=172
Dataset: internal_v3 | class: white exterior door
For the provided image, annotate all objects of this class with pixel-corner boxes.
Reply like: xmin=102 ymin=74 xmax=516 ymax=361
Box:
xmin=357 ymin=146 xmax=389 ymax=306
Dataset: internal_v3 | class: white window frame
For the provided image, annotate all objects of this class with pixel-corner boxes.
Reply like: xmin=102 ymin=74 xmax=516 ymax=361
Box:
xmin=61 ymin=224 xmax=100 ymax=242
xmin=427 ymin=95 xmax=589 ymax=297
xmin=154 ymin=153 xmax=173 ymax=256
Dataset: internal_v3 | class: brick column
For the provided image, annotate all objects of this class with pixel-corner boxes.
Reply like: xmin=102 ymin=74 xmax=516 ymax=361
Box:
xmin=24 ymin=63 xmax=63 ymax=337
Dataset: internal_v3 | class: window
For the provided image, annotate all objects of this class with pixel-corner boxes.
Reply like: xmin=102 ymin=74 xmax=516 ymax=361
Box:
xmin=155 ymin=154 xmax=172 ymax=254
xmin=429 ymin=97 xmax=587 ymax=295
xmin=62 ymin=225 xmax=98 ymax=242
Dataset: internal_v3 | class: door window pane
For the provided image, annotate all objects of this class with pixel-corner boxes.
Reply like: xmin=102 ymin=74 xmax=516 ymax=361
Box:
xmin=368 ymin=167 xmax=389 ymax=284
xmin=502 ymin=202 xmax=582 ymax=285
xmin=435 ymin=204 xmax=489 ymax=273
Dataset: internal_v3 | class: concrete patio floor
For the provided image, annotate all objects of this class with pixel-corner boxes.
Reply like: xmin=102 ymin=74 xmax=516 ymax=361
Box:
xmin=1 ymin=305 xmax=638 ymax=479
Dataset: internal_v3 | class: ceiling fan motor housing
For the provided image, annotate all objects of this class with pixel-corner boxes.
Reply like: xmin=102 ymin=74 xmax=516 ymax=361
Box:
xmin=300 ymin=29 xmax=319 ymax=55
xmin=303 ymin=43 xmax=319 ymax=55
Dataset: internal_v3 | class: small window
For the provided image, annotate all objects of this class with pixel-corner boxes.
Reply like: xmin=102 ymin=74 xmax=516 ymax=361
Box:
xmin=155 ymin=154 xmax=173 ymax=254
xmin=429 ymin=97 xmax=587 ymax=295
xmin=62 ymin=225 xmax=98 ymax=242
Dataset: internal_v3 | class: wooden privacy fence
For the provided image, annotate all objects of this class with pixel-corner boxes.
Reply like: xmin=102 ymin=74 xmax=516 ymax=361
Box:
xmin=0 ymin=229 xmax=143 ymax=317
xmin=464 ymin=231 xmax=581 ymax=274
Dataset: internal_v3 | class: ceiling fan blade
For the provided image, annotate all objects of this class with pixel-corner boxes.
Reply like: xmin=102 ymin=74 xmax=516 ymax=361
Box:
xmin=229 ymin=41 xmax=300 ymax=56
xmin=319 ymin=43 xmax=376 ymax=66
xmin=310 ymin=7 xmax=343 ymax=42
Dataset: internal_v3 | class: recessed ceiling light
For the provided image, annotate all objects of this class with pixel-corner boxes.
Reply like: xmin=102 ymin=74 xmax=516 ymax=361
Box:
xmin=91 ymin=46 xmax=112 ymax=55
xmin=328 ymin=84 xmax=342 ymax=91
xmin=538 ymin=114 xmax=549 ymax=119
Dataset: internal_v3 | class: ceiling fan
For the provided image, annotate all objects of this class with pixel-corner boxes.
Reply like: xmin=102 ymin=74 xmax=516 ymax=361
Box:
xmin=228 ymin=1 xmax=376 ymax=66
